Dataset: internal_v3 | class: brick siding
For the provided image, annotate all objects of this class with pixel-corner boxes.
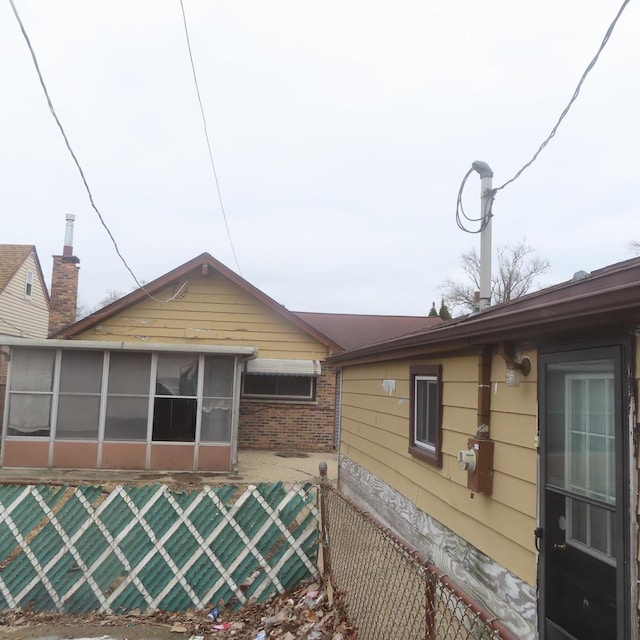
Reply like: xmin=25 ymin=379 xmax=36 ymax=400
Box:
xmin=49 ymin=255 xmax=80 ymax=336
xmin=238 ymin=363 xmax=337 ymax=451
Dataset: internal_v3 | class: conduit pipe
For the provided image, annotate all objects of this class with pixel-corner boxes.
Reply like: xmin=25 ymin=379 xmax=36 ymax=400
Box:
xmin=462 ymin=346 xmax=494 ymax=494
xmin=477 ymin=346 xmax=492 ymax=436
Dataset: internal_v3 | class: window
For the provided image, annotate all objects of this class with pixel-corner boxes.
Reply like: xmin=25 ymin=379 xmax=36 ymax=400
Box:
xmin=5 ymin=348 xmax=238 ymax=445
xmin=152 ymin=353 xmax=199 ymax=442
xmin=563 ymin=367 xmax=616 ymax=564
xmin=6 ymin=348 xmax=55 ymax=436
xmin=242 ymin=374 xmax=315 ymax=400
xmin=201 ymin=356 xmax=235 ymax=442
xmin=409 ymin=364 xmax=442 ymax=467
xmin=56 ymin=350 xmax=103 ymax=439
xmin=25 ymin=270 xmax=34 ymax=298
xmin=105 ymin=352 xmax=152 ymax=441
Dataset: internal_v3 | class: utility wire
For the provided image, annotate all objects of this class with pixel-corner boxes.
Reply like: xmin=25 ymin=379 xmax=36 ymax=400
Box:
xmin=9 ymin=0 xmax=184 ymax=305
xmin=178 ymin=0 xmax=242 ymax=276
xmin=455 ymin=0 xmax=632 ymax=229
xmin=456 ymin=167 xmax=493 ymax=234
xmin=495 ymin=0 xmax=632 ymax=192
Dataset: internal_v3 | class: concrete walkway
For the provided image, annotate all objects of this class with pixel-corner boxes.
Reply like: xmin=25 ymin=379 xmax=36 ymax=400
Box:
xmin=0 ymin=449 xmax=337 ymax=486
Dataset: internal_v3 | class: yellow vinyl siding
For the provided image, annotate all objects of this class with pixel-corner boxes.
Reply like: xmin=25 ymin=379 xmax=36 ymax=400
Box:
xmin=0 ymin=253 xmax=48 ymax=338
xmin=74 ymin=272 xmax=327 ymax=359
xmin=340 ymin=351 xmax=538 ymax=586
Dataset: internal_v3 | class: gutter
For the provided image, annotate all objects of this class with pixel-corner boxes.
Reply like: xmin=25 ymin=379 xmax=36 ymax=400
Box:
xmin=0 ymin=336 xmax=258 ymax=358
xmin=329 ymin=277 xmax=640 ymax=365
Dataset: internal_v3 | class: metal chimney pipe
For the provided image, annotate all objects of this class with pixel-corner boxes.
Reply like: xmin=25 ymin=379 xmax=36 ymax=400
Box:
xmin=63 ymin=213 xmax=75 ymax=257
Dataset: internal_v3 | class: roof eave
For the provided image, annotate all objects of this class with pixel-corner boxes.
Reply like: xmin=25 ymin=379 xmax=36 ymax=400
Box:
xmin=329 ymin=279 xmax=640 ymax=365
xmin=54 ymin=253 xmax=342 ymax=352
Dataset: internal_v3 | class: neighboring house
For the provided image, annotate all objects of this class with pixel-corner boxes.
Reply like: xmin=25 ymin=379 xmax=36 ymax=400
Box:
xmin=1 ymin=251 xmax=440 ymax=473
xmin=0 ymin=244 xmax=51 ymax=429
xmin=328 ymin=257 xmax=640 ymax=640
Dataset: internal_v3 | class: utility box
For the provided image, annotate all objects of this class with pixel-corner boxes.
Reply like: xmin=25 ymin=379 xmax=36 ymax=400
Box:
xmin=467 ymin=437 xmax=494 ymax=495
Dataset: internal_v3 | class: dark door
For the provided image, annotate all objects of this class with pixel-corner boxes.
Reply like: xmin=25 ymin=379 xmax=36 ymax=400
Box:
xmin=539 ymin=346 xmax=629 ymax=640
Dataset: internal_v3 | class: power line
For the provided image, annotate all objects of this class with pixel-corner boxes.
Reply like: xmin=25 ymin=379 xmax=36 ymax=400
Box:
xmin=178 ymin=0 xmax=242 ymax=276
xmin=455 ymin=167 xmax=493 ymax=235
xmin=455 ymin=0 xmax=632 ymax=228
xmin=495 ymin=0 xmax=632 ymax=192
xmin=9 ymin=0 xmax=184 ymax=305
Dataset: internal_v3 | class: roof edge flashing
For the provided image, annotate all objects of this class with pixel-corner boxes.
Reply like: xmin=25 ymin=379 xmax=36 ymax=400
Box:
xmin=1 ymin=337 xmax=258 ymax=357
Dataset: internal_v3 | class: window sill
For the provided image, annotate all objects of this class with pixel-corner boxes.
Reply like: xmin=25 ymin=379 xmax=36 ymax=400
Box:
xmin=408 ymin=444 xmax=442 ymax=468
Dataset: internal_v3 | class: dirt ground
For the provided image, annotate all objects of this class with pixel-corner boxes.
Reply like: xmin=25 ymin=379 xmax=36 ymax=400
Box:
xmin=0 ymin=582 xmax=355 ymax=640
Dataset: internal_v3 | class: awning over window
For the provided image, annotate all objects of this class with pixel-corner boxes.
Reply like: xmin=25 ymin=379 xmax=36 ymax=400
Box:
xmin=245 ymin=358 xmax=321 ymax=376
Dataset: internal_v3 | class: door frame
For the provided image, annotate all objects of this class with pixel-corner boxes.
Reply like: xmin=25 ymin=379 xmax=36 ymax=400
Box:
xmin=538 ymin=338 xmax=632 ymax=639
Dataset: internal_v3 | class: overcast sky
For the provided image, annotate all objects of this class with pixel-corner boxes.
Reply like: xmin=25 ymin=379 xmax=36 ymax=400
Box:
xmin=1 ymin=1 xmax=638 ymax=316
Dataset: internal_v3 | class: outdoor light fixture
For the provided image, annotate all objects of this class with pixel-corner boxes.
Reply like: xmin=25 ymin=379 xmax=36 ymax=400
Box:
xmin=499 ymin=343 xmax=531 ymax=388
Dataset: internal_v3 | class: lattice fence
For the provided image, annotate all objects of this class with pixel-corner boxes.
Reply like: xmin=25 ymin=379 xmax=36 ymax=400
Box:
xmin=0 ymin=481 xmax=318 ymax=613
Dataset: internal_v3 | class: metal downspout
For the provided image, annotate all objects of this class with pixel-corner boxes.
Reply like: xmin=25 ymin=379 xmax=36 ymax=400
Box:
xmin=477 ymin=346 xmax=492 ymax=436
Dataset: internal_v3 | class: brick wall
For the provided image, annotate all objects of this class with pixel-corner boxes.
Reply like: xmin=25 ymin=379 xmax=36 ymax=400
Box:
xmin=237 ymin=363 xmax=337 ymax=451
xmin=49 ymin=255 xmax=80 ymax=336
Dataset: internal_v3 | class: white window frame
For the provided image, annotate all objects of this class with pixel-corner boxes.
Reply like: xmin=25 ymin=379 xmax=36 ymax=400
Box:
xmin=25 ymin=269 xmax=34 ymax=299
xmin=413 ymin=375 xmax=438 ymax=453
xmin=564 ymin=372 xmax=616 ymax=565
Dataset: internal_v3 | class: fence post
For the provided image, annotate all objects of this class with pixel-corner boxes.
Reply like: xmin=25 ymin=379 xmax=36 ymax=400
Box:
xmin=318 ymin=462 xmax=332 ymax=583
xmin=425 ymin=571 xmax=436 ymax=640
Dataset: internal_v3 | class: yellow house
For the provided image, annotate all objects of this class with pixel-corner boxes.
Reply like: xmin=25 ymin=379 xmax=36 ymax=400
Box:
xmin=1 ymin=251 xmax=441 ymax=473
xmin=329 ymin=257 xmax=640 ymax=640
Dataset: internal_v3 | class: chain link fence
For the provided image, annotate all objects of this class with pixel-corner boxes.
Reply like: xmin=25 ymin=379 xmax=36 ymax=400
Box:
xmin=318 ymin=474 xmax=518 ymax=640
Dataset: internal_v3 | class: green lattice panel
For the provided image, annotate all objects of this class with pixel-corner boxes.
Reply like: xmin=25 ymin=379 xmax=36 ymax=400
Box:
xmin=0 ymin=482 xmax=319 ymax=613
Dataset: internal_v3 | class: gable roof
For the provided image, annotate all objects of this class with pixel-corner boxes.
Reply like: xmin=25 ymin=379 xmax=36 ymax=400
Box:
xmin=329 ymin=256 xmax=640 ymax=365
xmin=0 ymin=244 xmax=50 ymax=303
xmin=53 ymin=252 xmax=343 ymax=351
xmin=295 ymin=311 xmax=443 ymax=351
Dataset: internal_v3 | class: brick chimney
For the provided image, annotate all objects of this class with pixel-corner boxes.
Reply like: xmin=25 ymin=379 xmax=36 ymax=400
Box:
xmin=49 ymin=214 xmax=80 ymax=336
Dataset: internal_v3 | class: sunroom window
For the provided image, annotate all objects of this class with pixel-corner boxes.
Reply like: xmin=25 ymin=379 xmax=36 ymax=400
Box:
xmin=6 ymin=348 xmax=54 ymax=436
xmin=5 ymin=347 xmax=239 ymax=445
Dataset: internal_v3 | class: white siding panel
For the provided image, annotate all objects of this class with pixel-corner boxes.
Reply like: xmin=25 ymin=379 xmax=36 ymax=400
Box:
xmin=0 ymin=254 xmax=48 ymax=339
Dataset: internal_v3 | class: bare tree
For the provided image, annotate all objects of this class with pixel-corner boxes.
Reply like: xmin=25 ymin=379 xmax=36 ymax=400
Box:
xmin=93 ymin=289 xmax=126 ymax=310
xmin=441 ymin=240 xmax=550 ymax=314
xmin=629 ymin=241 xmax=640 ymax=256
xmin=76 ymin=289 xmax=126 ymax=320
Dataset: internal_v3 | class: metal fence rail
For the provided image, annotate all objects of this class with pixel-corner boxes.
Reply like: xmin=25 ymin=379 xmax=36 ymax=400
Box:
xmin=0 ymin=481 xmax=318 ymax=614
xmin=319 ymin=475 xmax=517 ymax=640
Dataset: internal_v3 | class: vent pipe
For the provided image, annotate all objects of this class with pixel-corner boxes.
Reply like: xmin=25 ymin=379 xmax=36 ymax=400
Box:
xmin=63 ymin=213 xmax=75 ymax=257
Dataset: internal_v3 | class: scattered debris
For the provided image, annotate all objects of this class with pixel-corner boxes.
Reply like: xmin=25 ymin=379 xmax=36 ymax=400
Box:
xmin=1 ymin=582 xmax=357 ymax=639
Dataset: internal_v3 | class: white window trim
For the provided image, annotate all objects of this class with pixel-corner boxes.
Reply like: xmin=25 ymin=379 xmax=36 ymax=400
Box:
xmin=25 ymin=269 xmax=34 ymax=299
xmin=564 ymin=371 xmax=616 ymax=565
xmin=414 ymin=375 xmax=437 ymax=453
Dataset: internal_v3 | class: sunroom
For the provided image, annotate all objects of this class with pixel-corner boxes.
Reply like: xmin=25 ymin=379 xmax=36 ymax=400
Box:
xmin=1 ymin=338 xmax=257 ymax=471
